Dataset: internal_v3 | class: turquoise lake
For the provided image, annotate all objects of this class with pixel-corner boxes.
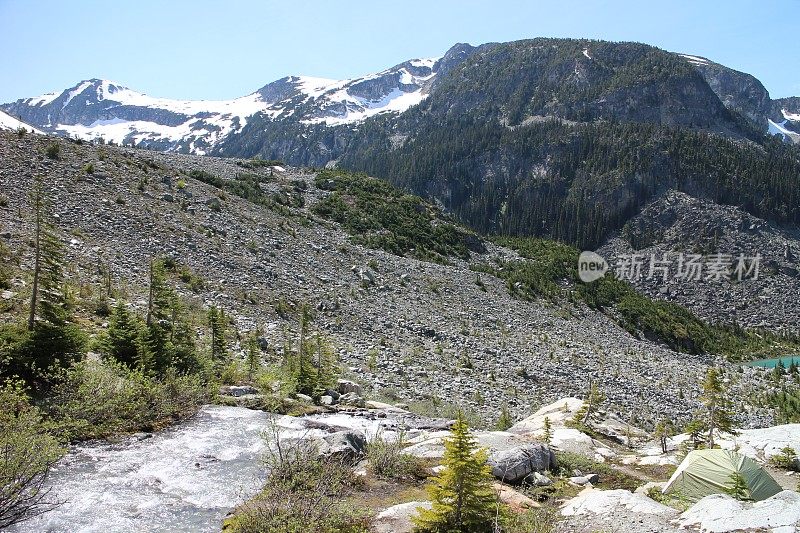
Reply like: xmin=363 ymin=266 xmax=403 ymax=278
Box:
xmin=744 ymin=356 xmax=800 ymax=368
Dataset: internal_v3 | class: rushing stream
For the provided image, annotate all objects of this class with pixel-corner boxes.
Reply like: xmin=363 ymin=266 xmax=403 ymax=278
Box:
xmin=10 ymin=405 xmax=393 ymax=533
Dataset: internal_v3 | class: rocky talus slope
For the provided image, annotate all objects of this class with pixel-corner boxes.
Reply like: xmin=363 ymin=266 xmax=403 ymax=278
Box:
xmin=0 ymin=131 xmax=775 ymax=426
xmin=599 ymin=190 xmax=800 ymax=332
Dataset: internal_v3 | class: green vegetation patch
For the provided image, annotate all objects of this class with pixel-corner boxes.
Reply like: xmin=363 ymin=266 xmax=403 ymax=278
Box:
xmin=475 ymin=236 xmax=800 ymax=359
xmin=312 ymin=169 xmax=482 ymax=263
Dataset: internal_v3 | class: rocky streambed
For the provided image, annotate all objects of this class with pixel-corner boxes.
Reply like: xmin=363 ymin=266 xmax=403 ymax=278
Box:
xmin=9 ymin=404 xmax=449 ymax=533
xmin=7 ymin=406 xmax=389 ymax=533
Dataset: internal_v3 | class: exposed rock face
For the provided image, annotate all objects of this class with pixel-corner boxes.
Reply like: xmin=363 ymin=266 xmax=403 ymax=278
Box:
xmin=487 ymin=443 xmax=557 ymax=484
xmin=683 ymin=54 xmax=772 ymax=130
xmin=599 ymin=189 xmax=800 ymax=331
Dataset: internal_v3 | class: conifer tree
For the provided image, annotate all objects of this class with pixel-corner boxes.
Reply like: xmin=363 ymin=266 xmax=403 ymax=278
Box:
xmin=413 ymin=414 xmax=502 ymax=532
xmin=575 ymin=381 xmax=606 ymax=426
xmin=543 ymin=416 xmax=553 ymax=444
xmin=495 ymin=404 xmax=513 ymax=431
xmin=27 ymin=176 xmax=67 ymax=330
xmin=654 ymin=418 xmax=675 ymax=454
xmin=699 ymin=367 xmax=736 ymax=447
xmin=18 ymin=176 xmax=85 ymax=380
xmin=139 ymin=258 xmax=175 ymax=373
xmin=208 ymin=305 xmax=227 ymax=362
xmin=246 ymin=333 xmax=260 ymax=382
xmin=312 ymin=334 xmax=338 ymax=397
xmin=97 ymin=301 xmax=140 ymax=367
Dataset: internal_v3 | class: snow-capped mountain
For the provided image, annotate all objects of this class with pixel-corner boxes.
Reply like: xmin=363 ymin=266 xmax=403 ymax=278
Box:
xmin=0 ymin=57 xmax=440 ymax=154
xmin=3 ymin=41 xmax=799 ymax=156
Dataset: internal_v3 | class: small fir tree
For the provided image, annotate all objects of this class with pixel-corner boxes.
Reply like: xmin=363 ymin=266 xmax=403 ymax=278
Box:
xmin=413 ymin=414 xmax=503 ymax=532
xmin=543 ymin=416 xmax=553 ymax=444
xmin=723 ymin=471 xmax=751 ymax=501
xmin=495 ymin=404 xmax=513 ymax=431
xmin=700 ymin=367 xmax=736 ymax=447
xmin=208 ymin=305 xmax=227 ymax=362
xmin=97 ymin=301 xmax=141 ymax=367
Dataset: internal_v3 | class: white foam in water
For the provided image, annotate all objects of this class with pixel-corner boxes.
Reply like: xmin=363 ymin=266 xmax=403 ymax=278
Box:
xmin=9 ymin=405 xmax=416 ymax=532
xmin=9 ymin=406 xmax=275 ymax=533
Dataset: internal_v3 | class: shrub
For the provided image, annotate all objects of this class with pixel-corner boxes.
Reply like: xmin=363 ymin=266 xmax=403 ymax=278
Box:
xmin=83 ymin=163 xmax=94 ymax=174
xmin=365 ymin=432 xmax=426 ymax=480
xmin=505 ymin=506 xmax=558 ymax=533
xmin=768 ymin=447 xmax=799 ymax=472
xmin=0 ymin=380 xmax=65 ymax=528
xmin=312 ymin=169 xmax=479 ymax=263
xmin=44 ymin=142 xmax=60 ymax=160
xmin=230 ymin=422 xmax=370 ymax=533
xmin=0 ymin=323 xmax=87 ymax=384
xmin=46 ymin=360 xmax=208 ymax=440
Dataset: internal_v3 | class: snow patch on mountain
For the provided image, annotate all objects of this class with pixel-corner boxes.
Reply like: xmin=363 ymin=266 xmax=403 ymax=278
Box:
xmin=680 ymin=54 xmax=710 ymax=66
xmin=0 ymin=110 xmax=43 ymax=133
xmin=307 ymin=87 xmax=429 ymax=126
xmin=3 ymin=55 xmax=441 ymax=152
xmin=782 ymin=109 xmax=800 ymax=122
xmin=768 ymin=119 xmax=800 ymax=142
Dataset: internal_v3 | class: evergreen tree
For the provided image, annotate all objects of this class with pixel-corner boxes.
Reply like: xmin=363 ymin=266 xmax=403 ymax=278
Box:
xmin=413 ymin=414 xmax=502 ymax=532
xmin=0 ymin=239 xmax=13 ymax=290
xmin=575 ymin=381 xmax=606 ymax=426
xmin=245 ymin=333 xmax=260 ymax=382
xmin=312 ymin=334 xmax=338 ymax=397
xmin=139 ymin=258 xmax=175 ymax=374
xmin=207 ymin=305 xmax=227 ymax=362
xmin=27 ymin=176 xmax=67 ymax=330
xmin=169 ymin=298 xmax=202 ymax=374
xmin=654 ymin=418 xmax=675 ymax=454
xmin=14 ymin=176 xmax=86 ymax=381
xmin=543 ymin=416 xmax=553 ymax=444
xmin=699 ymin=367 xmax=736 ymax=447
xmin=495 ymin=404 xmax=513 ymax=431
xmin=97 ymin=301 xmax=141 ymax=367
xmin=723 ymin=472 xmax=751 ymax=501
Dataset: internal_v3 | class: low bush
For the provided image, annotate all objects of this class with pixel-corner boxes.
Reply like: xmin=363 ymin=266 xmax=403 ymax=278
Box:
xmin=0 ymin=380 xmax=65 ymax=529
xmin=768 ymin=446 xmax=800 ymax=472
xmin=229 ymin=423 xmax=370 ymax=533
xmin=365 ymin=432 xmax=426 ymax=480
xmin=46 ymin=360 xmax=208 ymax=440
xmin=44 ymin=142 xmax=60 ymax=160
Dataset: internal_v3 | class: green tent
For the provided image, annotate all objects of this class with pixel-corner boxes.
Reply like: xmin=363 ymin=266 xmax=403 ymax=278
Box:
xmin=662 ymin=449 xmax=782 ymax=502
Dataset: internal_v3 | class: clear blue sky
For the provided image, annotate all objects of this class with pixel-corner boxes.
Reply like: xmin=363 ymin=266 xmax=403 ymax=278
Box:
xmin=1 ymin=0 xmax=798 ymax=102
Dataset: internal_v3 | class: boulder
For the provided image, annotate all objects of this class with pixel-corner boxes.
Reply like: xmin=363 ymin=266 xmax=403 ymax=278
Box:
xmin=562 ymin=488 xmax=676 ymax=517
xmin=680 ymin=491 xmax=800 ymax=532
xmin=319 ymin=430 xmax=367 ymax=462
xmin=493 ymin=482 xmax=540 ymax=511
xmin=487 ymin=443 xmax=556 ymax=483
xmin=336 ymin=379 xmax=362 ymax=396
xmin=339 ymin=392 xmax=366 ymax=408
xmin=531 ymin=471 xmax=552 ymax=486
xmin=320 ymin=395 xmax=335 ymax=406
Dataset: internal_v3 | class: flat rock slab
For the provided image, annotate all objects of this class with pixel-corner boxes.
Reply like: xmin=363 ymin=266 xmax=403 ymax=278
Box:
xmin=680 ymin=490 xmax=800 ymax=532
xmin=559 ymin=488 xmax=681 ymax=533
xmin=373 ymin=501 xmax=431 ymax=533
